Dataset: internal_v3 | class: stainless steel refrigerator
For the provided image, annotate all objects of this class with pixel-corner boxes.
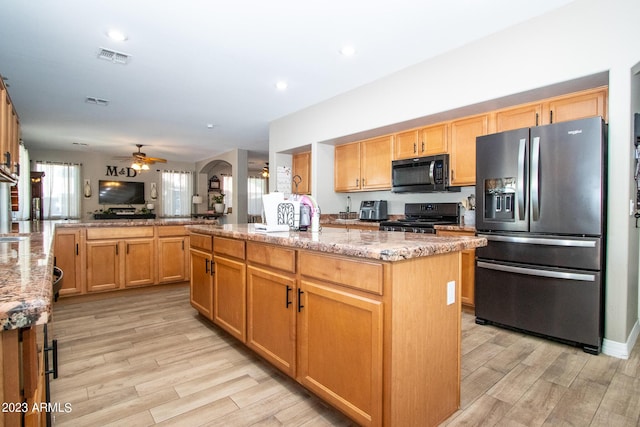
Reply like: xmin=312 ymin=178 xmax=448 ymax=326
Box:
xmin=474 ymin=117 xmax=606 ymax=354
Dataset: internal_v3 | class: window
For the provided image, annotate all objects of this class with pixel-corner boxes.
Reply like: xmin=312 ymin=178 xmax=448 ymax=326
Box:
xmin=160 ymin=170 xmax=193 ymax=217
xmin=34 ymin=161 xmax=82 ymax=219
xmin=222 ymin=175 xmax=233 ymax=211
xmin=248 ymin=176 xmax=267 ymax=216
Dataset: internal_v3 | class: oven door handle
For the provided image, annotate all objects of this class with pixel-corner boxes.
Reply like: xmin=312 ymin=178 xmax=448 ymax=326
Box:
xmin=478 ymin=233 xmax=596 ymax=248
xmin=477 ymin=261 xmax=595 ymax=282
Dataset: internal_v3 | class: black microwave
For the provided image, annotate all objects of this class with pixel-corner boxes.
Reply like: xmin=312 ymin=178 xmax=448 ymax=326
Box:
xmin=391 ymin=154 xmax=459 ymax=193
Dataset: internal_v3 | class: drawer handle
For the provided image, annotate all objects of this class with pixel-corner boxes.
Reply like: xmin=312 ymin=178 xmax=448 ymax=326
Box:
xmin=297 ymin=288 xmax=304 ymax=312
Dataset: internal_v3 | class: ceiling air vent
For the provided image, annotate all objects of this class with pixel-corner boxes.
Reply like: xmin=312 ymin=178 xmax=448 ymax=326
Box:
xmin=85 ymin=96 xmax=109 ymax=106
xmin=97 ymin=47 xmax=131 ymax=65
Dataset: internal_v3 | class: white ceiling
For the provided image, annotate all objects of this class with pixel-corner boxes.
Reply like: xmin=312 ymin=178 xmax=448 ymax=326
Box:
xmin=0 ymin=0 xmax=575 ymax=165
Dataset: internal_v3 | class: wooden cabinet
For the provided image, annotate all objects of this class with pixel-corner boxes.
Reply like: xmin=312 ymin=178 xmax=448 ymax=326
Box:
xmin=449 ymin=114 xmax=489 ymax=186
xmin=157 ymin=225 xmax=190 ymax=283
xmin=0 ymin=77 xmax=20 ymax=179
xmin=334 ymin=135 xmax=392 ymax=192
xmin=213 ymin=237 xmax=247 ymax=342
xmin=190 ymin=233 xmax=214 ymax=319
xmin=494 ymin=103 xmax=544 ymax=132
xmin=54 ymin=228 xmax=83 ymax=296
xmin=292 ymin=151 xmax=311 ymax=194
xmin=544 ymin=86 xmax=607 ymax=124
xmin=246 ymin=242 xmax=297 ymax=377
xmin=494 ymin=87 xmax=608 ymax=133
xmin=436 ymin=229 xmax=476 ymax=308
xmin=297 ymin=278 xmax=383 ymax=426
xmin=394 ymin=123 xmax=448 ymax=159
xmin=85 ymin=227 xmax=155 ymax=292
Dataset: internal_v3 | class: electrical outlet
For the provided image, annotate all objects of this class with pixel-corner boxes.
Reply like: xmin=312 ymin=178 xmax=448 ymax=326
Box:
xmin=447 ymin=281 xmax=456 ymax=305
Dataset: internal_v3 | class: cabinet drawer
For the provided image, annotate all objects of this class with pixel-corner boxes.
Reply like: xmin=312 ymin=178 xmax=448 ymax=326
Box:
xmin=190 ymin=233 xmax=213 ymax=252
xmin=214 ymin=237 xmax=245 ymax=260
xmin=247 ymin=242 xmax=296 ymax=273
xmin=299 ymin=251 xmax=383 ymax=295
xmin=157 ymin=225 xmax=186 ymax=237
xmin=86 ymin=226 xmax=154 ymax=240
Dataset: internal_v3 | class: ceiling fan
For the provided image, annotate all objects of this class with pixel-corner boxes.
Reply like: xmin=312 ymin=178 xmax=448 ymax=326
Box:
xmin=116 ymin=144 xmax=167 ymax=170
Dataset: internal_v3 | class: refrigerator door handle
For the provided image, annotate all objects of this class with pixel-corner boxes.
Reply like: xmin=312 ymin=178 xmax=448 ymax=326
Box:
xmin=478 ymin=233 xmax=597 ymax=247
xmin=477 ymin=261 xmax=596 ymax=282
xmin=531 ymin=136 xmax=541 ymax=221
xmin=517 ymin=138 xmax=526 ymax=220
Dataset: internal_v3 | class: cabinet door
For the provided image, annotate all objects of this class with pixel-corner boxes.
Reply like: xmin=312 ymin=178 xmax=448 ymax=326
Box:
xmin=495 ymin=103 xmax=543 ymax=132
xmin=545 ymin=87 xmax=607 ymax=124
xmin=297 ymin=280 xmax=383 ymax=426
xmin=361 ymin=135 xmax=392 ymax=190
xmin=54 ymin=229 xmax=83 ymax=296
xmin=214 ymin=255 xmax=247 ymax=342
xmin=421 ymin=123 xmax=448 ymax=155
xmin=334 ymin=141 xmax=361 ymax=192
xmin=393 ymin=129 xmax=419 ymax=160
xmin=86 ymin=241 xmax=120 ymax=292
xmin=190 ymin=249 xmax=214 ymax=319
xmin=450 ymin=114 xmax=488 ymax=186
xmin=124 ymin=238 xmax=155 ymax=287
xmin=292 ymin=151 xmax=311 ymax=194
xmin=246 ymin=266 xmax=296 ymax=377
xmin=158 ymin=236 xmax=188 ymax=283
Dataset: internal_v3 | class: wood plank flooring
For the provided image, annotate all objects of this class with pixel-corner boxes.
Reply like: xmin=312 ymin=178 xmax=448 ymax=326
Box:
xmin=50 ymin=285 xmax=640 ymax=426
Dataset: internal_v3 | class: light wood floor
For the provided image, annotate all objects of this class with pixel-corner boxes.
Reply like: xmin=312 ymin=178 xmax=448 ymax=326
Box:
xmin=50 ymin=285 xmax=640 ymax=426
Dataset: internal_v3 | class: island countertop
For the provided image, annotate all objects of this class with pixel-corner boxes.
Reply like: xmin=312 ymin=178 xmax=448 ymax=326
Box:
xmin=186 ymin=223 xmax=486 ymax=262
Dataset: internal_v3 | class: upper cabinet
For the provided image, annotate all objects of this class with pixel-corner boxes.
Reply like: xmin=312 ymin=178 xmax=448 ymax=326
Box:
xmin=494 ymin=86 xmax=608 ymax=133
xmin=335 ymin=135 xmax=392 ymax=192
xmin=544 ymin=87 xmax=607 ymax=125
xmin=0 ymin=77 xmax=20 ymax=180
xmin=292 ymin=151 xmax=311 ymax=194
xmin=393 ymin=123 xmax=448 ymax=160
xmin=449 ymin=114 xmax=489 ymax=187
xmin=494 ymin=103 xmax=544 ymax=133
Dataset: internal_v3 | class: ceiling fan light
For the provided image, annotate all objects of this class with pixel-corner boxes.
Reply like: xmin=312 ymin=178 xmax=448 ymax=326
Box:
xmin=141 ymin=163 xmax=149 ymax=170
xmin=131 ymin=162 xmax=142 ymax=171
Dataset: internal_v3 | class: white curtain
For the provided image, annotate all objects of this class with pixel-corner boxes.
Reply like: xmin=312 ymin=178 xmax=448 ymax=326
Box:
xmin=35 ymin=161 xmax=81 ymax=219
xmin=15 ymin=144 xmax=30 ymax=220
xmin=160 ymin=170 xmax=193 ymax=217
xmin=247 ymin=176 xmax=267 ymax=215
xmin=222 ymin=175 xmax=233 ymax=210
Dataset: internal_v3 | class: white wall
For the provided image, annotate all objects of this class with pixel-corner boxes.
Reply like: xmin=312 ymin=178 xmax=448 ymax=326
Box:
xmin=29 ymin=148 xmax=196 ymax=220
xmin=269 ymin=0 xmax=640 ymax=355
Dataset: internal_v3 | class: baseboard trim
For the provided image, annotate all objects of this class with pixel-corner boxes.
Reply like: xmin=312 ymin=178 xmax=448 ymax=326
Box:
xmin=602 ymin=320 xmax=640 ymax=359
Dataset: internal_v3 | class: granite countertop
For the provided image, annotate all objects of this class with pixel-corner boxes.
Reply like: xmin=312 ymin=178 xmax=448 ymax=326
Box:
xmin=434 ymin=224 xmax=477 ymax=233
xmin=0 ymin=227 xmax=55 ymax=330
xmin=55 ymin=218 xmax=218 ymax=228
xmin=186 ymin=223 xmax=486 ymax=262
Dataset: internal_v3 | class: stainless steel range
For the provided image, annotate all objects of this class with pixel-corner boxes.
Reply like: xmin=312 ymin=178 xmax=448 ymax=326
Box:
xmin=380 ymin=202 xmax=460 ymax=234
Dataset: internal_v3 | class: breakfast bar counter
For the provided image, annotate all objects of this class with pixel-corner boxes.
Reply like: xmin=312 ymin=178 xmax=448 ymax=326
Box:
xmin=186 ymin=223 xmax=486 ymax=427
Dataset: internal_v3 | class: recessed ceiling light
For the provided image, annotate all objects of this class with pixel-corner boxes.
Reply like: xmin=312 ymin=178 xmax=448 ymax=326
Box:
xmin=275 ymin=81 xmax=288 ymax=91
xmin=107 ymin=29 xmax=128 ymax=42
xmin=340 ymin=45 xmax=356 ymax=56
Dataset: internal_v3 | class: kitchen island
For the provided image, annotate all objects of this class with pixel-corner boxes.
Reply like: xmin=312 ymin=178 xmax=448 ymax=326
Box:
xmin=186 ymin=223 xmax=486 ymax=427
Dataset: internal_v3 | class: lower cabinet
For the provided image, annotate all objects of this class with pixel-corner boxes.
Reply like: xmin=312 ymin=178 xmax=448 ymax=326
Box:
xmin=189 ymin=233 xmax=214 ymax=319
xmin=158 ymin=235 xmax=190 ymax=283
xmin=213 ymin=237 xmax=247 ymax=342
xmin=85 ymin=238 xmax=155 ymax=292
xmin=53 ymin=228 xmax=83 ymax=296
xmin=297 ymin=279 xmax=383 ymax=426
